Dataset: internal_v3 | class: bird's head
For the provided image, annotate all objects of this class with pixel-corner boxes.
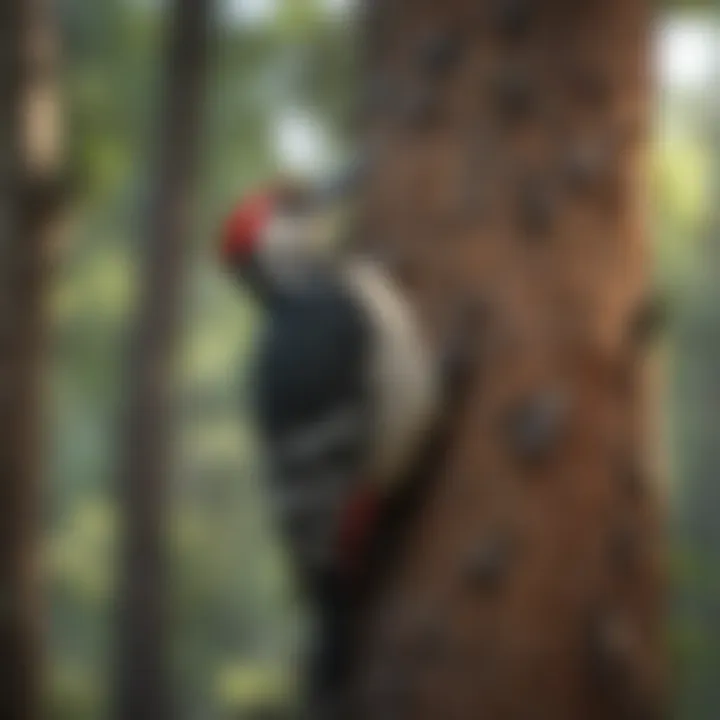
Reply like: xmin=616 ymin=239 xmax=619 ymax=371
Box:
xmin=220 ymin=179 xmax=333 ymax=303
xmin=220 ymin=189 xmax=275 ymax=273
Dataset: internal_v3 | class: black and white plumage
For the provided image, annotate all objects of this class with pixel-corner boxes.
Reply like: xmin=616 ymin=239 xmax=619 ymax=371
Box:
xmin=221 ymin=185 xmax=441 ymax=713
xmin=253 ymin=258 xmax=440 ymax=583
xmin=222 ymin=187 xmax=440 ymax=579
xmin=253 ymin=272 xmax=372 ymax=579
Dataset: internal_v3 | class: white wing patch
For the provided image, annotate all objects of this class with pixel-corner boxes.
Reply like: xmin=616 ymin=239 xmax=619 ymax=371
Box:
xmin=344 ymin=260 xmax=440 ymax=490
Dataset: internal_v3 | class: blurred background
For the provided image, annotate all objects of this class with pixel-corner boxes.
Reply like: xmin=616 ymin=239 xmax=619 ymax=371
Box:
xmin=40 ymin=0 xmax=717 ymax=718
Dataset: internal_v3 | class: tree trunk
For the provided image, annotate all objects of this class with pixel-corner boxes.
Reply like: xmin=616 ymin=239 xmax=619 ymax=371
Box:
xmin=0 ymin=1 xmax=62 ymax=718
xmin=113 ymin=2 xmax=211 ymax=719
xmin=351 ymin=1 xmax=665 ymax=718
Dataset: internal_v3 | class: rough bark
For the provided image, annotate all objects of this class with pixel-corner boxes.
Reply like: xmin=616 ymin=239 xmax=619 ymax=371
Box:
xmin=113 ymin=2 xmax=211 ymax=719
xmin=351 ymin=1 xmax=666 ymax=718
xmin=0 ymin=1 xmax=62 ymax=718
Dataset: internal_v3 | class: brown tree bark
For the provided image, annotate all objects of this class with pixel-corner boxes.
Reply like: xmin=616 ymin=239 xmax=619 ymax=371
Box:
xmin=113 ymin=2 xmax=211 ymax=719
xmin=0 ymin=1 xmax=62 ymax=718
xmin=351 ymin=1 xmax=666 ymax=718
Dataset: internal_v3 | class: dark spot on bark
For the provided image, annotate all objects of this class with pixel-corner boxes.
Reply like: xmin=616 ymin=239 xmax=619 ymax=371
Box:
xmin=490 ymin=0 xmax=536 ymax=40
xmin=442 ymin=296 xmax=492 ymax=388
xmin=506 ymin=389 xmax=570 ymax=462
xmin=563 ymin=139 xmax=611 ymax=193
xmin=458 ymin=139 xmax=495 ymax=224
xmin=570 ymin=66 xmax=612 ymax=107
xmin=461 ymin=179 xmax=489 ymax=224
xmin=516 ymin=176 xmax=557 ymax=238
xmin=404 ymin=86 xmax=441 ymax=130
xmin=608 ymin=523 xmax=640 ymax=577
xmin=587 ymin=612 xmax=662 ymax=720
xmin=417 ymin=30 xmax=462 ymax=77
xmin=492 ymin=66 xmax=536 ymax=125
xmin=464 ymin=533 xmax=514 ymax=594
xmin=589 ymin=612 xmax=636 ymax=684
xmin=627 ymin=293 xmax=669 ymax=351
xmin=409 ymin=615 xmax=448 ymax=664
xmin=617 ymin=455 xmax=646 ymax=502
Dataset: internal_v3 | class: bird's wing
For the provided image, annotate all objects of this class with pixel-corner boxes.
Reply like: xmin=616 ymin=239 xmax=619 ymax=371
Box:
xmin=253 ymin=284 xmax=373 ymax=573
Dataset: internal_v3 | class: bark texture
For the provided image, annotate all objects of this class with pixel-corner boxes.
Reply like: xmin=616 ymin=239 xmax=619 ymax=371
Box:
xmin=352 ymin=1 xmax=666 ymax=718
xmin=0 ymin=1 xmax=62 ymax=718
xmin=113 ymin=2 xmax=211 ymax=719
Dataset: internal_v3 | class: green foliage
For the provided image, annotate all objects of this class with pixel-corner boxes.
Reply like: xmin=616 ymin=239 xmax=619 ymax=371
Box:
xmin=49 ymin=1 xmax=354 ymax=717
xmin=653 ymin=127 xmax=710 ymax=289
xmin=214 ymin=663 xmax=295 ymax=716
xmin=49 ymin=2 xmax=718 ymax=718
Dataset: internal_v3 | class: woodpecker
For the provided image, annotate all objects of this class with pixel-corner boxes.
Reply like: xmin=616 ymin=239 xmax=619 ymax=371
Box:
xmin=220 ymin=179 xmax=462 ymax=715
